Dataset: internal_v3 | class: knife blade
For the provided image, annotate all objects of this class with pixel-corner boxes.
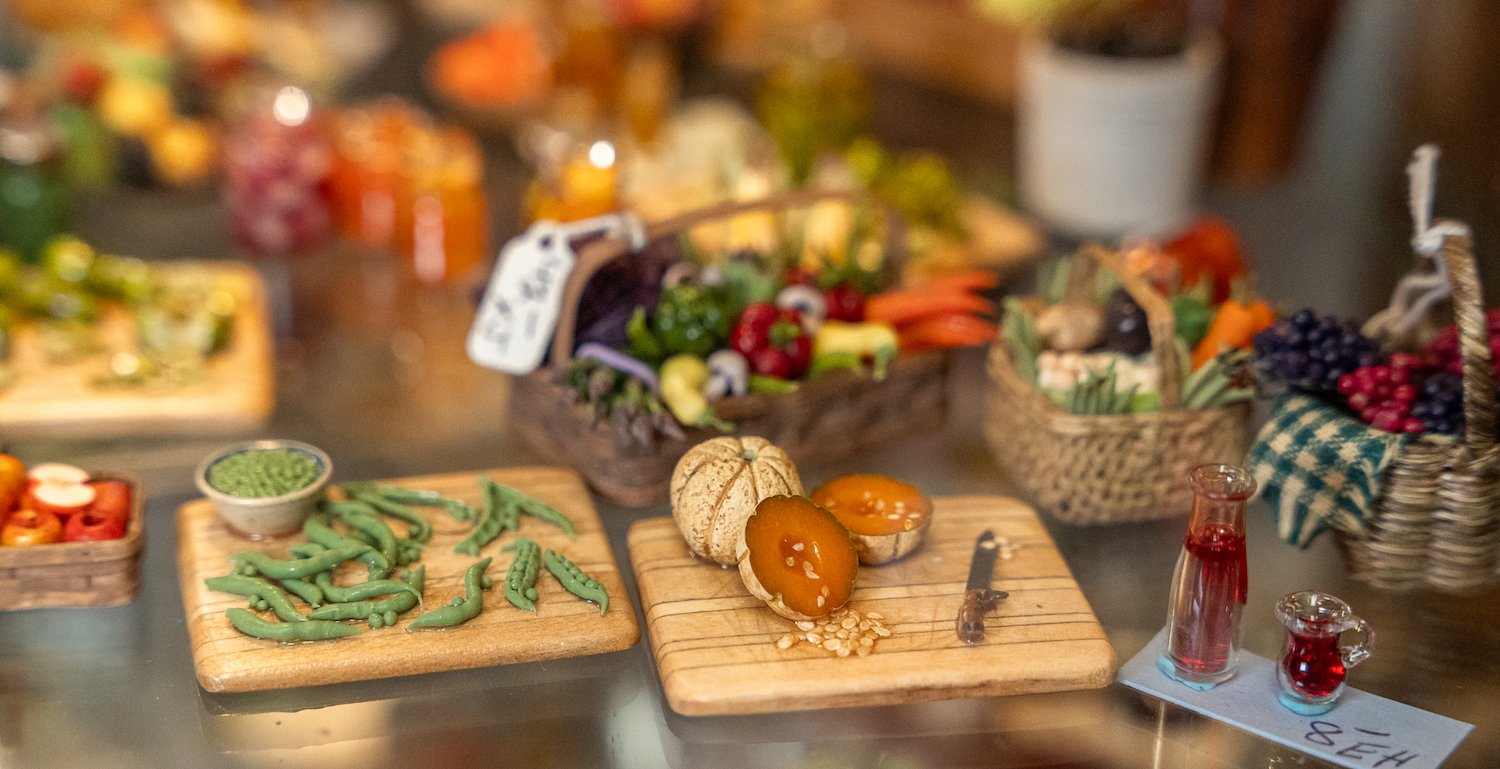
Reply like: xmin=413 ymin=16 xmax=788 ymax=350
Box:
xmin=956 ymin=529 xmax=1008 ymax=645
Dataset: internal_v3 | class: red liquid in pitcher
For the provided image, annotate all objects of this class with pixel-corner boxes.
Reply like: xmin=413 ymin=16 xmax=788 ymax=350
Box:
xmin=1282 ymin=626 xmax=1346 ymax=698
xmin=1168 ymin=523 xmax=1248 ymax=676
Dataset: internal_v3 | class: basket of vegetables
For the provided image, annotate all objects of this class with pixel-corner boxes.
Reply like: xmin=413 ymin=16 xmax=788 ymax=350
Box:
xmin=507 ymin=190 xmax=993 ymax=507
xmin=987 ymin=244 xmax=1263 ymax=525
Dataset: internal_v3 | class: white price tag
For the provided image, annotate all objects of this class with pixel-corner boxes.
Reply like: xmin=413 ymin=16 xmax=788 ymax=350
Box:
xmin=467 ymin=214 xmax=643 ymax=374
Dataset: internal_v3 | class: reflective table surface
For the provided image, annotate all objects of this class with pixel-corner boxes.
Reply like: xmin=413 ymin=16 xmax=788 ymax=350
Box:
xmin=3 ymin=6 xmax=1498 ymax=762
xmin=1 ymin=238 xmax=1495 ymax=769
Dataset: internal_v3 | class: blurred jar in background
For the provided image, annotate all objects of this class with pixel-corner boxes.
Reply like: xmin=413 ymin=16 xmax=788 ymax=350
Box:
xmin=406 ymin=127 xmax=487 ymax=284
xmin=524 ymin=136 xmax=619 ymax=223
xmin=0 ymin=87 xmax=73 ymax=263
xmin=329 ymin=101 xmax=424 ymax=249
xmin=222 ymin=82 xmax=332 ymax=256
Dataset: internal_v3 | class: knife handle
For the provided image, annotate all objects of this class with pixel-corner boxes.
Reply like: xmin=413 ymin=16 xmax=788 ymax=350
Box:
xmin=956 ymin=588 xmax=1006 ymax=645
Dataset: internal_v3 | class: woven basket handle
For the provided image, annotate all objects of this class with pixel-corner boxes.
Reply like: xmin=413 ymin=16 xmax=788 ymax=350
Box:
xmin=1082 ymin=244 xmax=1183 ymax=409
xmin=1438 ymin=227 xmax=1497 ymax=459
xmin=549 ymin=189 xmax=906 ymax=365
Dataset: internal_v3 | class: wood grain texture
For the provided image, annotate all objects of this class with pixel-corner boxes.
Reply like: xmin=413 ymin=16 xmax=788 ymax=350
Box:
xmin=629 ymin=496 xmax=1116 ymax=716
xmin=0 ymin=261 xmax=274 ymax=439
xmin=179 ymin=467 xmax=639 ymax=694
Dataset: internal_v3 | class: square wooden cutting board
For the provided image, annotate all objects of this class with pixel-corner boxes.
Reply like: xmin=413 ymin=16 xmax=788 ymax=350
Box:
xmin=629 ymin=495 xmax=1116 ymax=716
xmin=179 ymin=466 xmax=639 ymax=693
xmin=1 ymin=261 xmax=274 ymax=439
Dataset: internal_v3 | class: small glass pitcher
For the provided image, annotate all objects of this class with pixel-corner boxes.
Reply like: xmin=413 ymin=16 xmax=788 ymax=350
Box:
xmin=1274 ymin=591 xmax=1373 ymax=715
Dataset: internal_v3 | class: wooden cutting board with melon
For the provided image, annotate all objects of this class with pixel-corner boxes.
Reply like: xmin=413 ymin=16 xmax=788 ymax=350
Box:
xmin=628 ymin=435 xmax=1117 ymax=716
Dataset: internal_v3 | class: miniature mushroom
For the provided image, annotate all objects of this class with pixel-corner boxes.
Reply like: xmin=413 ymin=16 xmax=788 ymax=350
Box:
xmin=703 ymin=349 xmax=750 ymax=399
xmin=775 ymin=285 xmax=826 ymax=327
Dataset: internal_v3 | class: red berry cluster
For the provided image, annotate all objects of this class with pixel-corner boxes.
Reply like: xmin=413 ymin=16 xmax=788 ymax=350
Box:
xmin=1337 ymin=353 xmax=1426 ymax=434
xmin=1425 ymin=308 xmax=1500 ymax=379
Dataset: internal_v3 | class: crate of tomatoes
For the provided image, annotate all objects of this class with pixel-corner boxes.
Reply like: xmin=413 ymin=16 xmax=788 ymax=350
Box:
xmin=499 ymin=191 xmax=995 ymax=506
xmin=0 ymin=456 xmax=143 ymax=609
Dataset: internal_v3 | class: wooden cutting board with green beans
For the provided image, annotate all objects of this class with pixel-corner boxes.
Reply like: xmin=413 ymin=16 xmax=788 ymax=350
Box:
xmin=177 ymin=466 xmax=639 ymax=693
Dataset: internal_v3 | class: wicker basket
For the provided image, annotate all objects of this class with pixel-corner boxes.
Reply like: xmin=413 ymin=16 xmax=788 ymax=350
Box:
xmin=0 ymin=473 xmax=145 ymax=610
xmin=1274 ymin=231 xmax=1499 ymax=592
xmin=509 ymin=191 xmax=952 ymax=507
xmin=984 ymin=246 xmax=1252 ymax=525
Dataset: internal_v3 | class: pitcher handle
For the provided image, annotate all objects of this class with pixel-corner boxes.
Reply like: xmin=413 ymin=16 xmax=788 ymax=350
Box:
xmin=1341 ymin=618 xmax=1374 ymax=668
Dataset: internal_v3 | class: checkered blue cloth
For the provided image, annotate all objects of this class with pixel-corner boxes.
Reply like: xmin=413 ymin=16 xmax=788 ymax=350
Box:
xmin=1247 ymin=394 xmax=1410 ymax=548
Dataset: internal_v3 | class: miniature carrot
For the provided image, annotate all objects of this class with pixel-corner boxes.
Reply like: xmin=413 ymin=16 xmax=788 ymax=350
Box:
xmin=865 ymin=291 xmax=994 ymax=327
xmin=897 ymin=313 xmax=997 ymax=352
xmin=1191 ymin=295 xmax=1276 ymax=370
xmin=905 ymin=270 xmax=999 ymax=295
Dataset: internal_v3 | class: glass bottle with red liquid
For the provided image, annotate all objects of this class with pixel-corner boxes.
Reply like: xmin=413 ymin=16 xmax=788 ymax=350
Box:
xmin=1160 ymin=464 xmax=1256 ymax=689
xmin=1275 ymin=590 xmax=1373 ymax=715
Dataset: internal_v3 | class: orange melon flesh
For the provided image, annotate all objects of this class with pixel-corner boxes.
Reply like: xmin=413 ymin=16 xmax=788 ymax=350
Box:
xmin=742 ymin=496 xmax=857 ymax=618
xmin=811 ymin=474 xmax=931 ymax=536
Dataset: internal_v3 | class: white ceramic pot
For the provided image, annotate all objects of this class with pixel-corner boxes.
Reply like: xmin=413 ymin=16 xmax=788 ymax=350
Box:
xmin=1017 ymin=34 xmax=1222 ymax=239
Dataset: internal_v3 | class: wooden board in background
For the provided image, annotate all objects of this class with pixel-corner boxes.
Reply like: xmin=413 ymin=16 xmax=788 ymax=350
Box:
xmin=0 ymin=261 xmax=274 ymax=439
xmin=629 ymin=496 xmax=1116 ymax=716
xmin=179 ymin=467 xmax=639 ymax=694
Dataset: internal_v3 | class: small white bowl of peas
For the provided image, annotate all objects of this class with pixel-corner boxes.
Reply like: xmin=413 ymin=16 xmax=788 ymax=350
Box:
xmin=196 ymin=439 xmax=332 ymax=539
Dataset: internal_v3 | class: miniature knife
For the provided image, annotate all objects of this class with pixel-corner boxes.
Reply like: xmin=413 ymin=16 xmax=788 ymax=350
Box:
xmin=956 ymin=529 xmax=1008 ymax=645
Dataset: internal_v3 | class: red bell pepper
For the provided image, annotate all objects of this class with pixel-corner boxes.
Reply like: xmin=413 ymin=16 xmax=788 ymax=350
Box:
xmin=2 ymin=509 xmax=64 ymax=546
xmin=731 ymin=303 xmax=813 ymax=379
xmin=65 ymin=509 xmax=127 ymax=542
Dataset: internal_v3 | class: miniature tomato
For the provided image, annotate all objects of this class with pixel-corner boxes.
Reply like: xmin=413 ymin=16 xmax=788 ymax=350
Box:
xmin=1 ymin=509 xmax=63 ymax=546
xmin=64 ymin=510 xmax=127 ymax=542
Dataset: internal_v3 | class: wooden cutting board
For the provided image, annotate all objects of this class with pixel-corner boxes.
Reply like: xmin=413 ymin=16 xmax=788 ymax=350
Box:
xmin=0 ymin=260 xmax=274 ymax=438
xmin=179 ymin=466 xmax=639 ymax=693
xmin=629 ymin=495 xmax=1116 ymax=716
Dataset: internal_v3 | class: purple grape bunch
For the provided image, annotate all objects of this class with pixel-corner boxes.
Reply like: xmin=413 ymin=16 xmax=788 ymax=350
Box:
xmin=1410 ymin=372 xmax=1465 ymax=436
xmin=1252 ymin=309 xmax=1384 ymax=394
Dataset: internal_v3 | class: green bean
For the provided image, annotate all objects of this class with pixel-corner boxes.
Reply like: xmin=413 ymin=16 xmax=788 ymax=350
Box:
xmin=304 ymin=514 xmax=390 ymax=578
xmin=454 ymin=486 xmax=506 ymax=556
xmin=288 ymin=542 xmax=327 ymax=559
xmin=484 ymin=477 xmax=521 ymax=532
xmin=231 ymin=542 xmax=369 ymax=580
xmin=544 ymin=549 xmax=609 ymax=616
xmin=348 ymin=489 xmax=433 ymax=543
xmin=407 ymin=558 xmax=492 ymax=630
xmin=501 ymin=537 xmax=542 ymax=612
xmin=344 ymin=483 xmax=447 ymax=507
xmin=225 ymin=608 xmax=362 ymax=641
xmin=493 ymin=484 xmax=575 ymax=537
xmin=204 ymin=575 xmax=309 ymax=622
xmin=312 ymin=572 xmax=420 ymax=605
xmin=327 ymin=501 xmax=403 ymax=566
xmin=309 ymin=566 xmax=426 ymax=623
xmin=277 ymin=577 xmax=323 ymax=607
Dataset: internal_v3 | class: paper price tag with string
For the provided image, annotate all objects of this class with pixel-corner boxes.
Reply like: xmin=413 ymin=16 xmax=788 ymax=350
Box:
xmin=467 ymin=213 xmax=644 ymax=374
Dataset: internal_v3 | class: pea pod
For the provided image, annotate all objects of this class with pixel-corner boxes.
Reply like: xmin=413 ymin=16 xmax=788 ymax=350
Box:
xmin=327 ymin=501 xmax=403 ymax=566
xmin=544 ymin=549 xmax=610 ymax=615
xmin=204 ymin=575 xmax=309 ymax=622
xmin=225 ymin=607 xmax=363 ymax=642
xmin=407 ymin=558 xmax=493 ymax=631
xmin=348 ymin=489 xmax=433 ymax=544
xmin=482 ymin=477 xmax=520 ymax=532
xmin=454 ymin=492 xmax=505 ymax=557
xmin=312 ymin=572 xmax=421 ymax=605
xmin=309 ymin=567 xmax=425 ymax=624
xmin=491 ymin=484 xmax=576 ymax=538
xmin=304 ymin=514 xmax=390 ymax=578
xmin=501 ymin=537 xmax=542 ymax=612
xmin=231 ymin=542 xmax=369 ymax=580
xmin=444 ymin=499 xmax=482 ymax=522
xmin=343 ymin=483 xmax=446 ymax=507
xmin=278 ymin=577 xmax=324 ymax=607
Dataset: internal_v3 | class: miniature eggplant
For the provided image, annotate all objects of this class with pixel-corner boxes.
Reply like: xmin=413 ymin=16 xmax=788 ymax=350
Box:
xmin=1103 ymin=288 xmax=1151 ymax=356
